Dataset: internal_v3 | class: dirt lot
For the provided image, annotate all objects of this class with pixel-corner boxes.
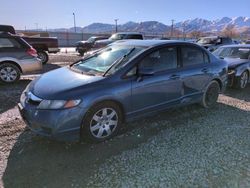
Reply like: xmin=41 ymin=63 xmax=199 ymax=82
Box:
xmin=0 ymin=55 xmax=250 ymax=187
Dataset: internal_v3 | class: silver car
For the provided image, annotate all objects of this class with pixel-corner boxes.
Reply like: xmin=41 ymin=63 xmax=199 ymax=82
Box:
xmin=0 ymin=32 xmax=42 ymax=83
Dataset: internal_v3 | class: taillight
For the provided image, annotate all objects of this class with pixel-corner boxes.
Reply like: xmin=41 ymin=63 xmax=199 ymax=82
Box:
xmin=27 ymin=48 xmax=37 ymax=57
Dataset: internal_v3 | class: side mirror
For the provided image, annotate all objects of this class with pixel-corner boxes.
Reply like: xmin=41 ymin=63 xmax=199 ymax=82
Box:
xmin=138 ymin=68 xmax=155 ymax=76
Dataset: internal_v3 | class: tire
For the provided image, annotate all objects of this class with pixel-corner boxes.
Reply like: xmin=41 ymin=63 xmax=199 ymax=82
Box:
xmin=37 ymin=51 xmax=49 ymax=64
xmin=81 ymin=101 xmax=123 ymax=143
xmin=0 ymin=63 xmax=21 ymax=84
xmin=201 ymin=81 xmax=220 ymax=108
xmin=78 ymin=49 xmax=86 ymax=56
xmin=234 ymin=71 xmax=249 ymax=89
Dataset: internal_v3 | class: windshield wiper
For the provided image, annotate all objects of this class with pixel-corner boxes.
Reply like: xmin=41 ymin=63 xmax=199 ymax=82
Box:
xmin=103 ymin=47 xmax=135 ymax=76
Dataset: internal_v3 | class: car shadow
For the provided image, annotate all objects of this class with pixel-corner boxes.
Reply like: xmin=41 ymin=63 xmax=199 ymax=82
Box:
xmin=2 ymin=100 xmax=250 ymax=187
xmin=223 ymin=85 xmax=250 ymax=102
xmin=0 ymin=62 xmax=66 ymax=114
xmin=0 ymin=80 xmax=31 ymax=114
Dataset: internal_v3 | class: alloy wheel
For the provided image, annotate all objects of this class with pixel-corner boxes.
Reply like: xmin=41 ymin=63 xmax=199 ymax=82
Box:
xmin=90 ymin=108 xmax=118 ymax=139
xmin=0 ymin=66 xmax=18 ymax=82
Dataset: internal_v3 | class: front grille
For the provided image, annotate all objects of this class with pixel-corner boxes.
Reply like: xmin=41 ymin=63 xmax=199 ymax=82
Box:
xmin=26 ymin=92 xmax=42 ymax=106
xmin=28 ymin=98 xmax=41 ymax=106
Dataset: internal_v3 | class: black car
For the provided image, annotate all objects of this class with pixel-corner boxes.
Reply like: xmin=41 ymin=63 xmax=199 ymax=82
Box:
xmin=197 ymin=36 xmax=233 ymax=52
xmin=94 ymin=32 xmax=144 ymax=49
xmin=76 ymin=36 xmax=109 ymax=56
xmin=213 ymin=45 xmax=250 ymax=89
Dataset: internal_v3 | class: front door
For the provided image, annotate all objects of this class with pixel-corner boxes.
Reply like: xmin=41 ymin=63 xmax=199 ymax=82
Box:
xmin=130 ymin=46 xmax=182 ymax=115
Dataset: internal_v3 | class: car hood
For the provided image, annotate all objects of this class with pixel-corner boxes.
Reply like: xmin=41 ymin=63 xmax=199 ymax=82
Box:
xmin=30 ymin=67 xmax=104 ymax=99
xmin=76 ymin=40 xmax=87 ymax=44
xmin=223 ymin=58 xmax=250 ymax=69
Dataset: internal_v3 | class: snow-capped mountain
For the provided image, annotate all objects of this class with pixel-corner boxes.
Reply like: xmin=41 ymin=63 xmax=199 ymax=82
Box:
xmin=81 ymin=21 xmax=171 ymax=34
xmin=175 ymin=16 xmax=250 ymax=33
xmin=49 ymin=17 xmax=250 ymax=34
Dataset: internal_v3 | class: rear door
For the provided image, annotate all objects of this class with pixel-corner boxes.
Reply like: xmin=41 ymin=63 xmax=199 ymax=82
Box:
xmin=130 ymin=46 xmax=182 ymax=115
xmin=179 ymin=45 xmax=211 ymax=97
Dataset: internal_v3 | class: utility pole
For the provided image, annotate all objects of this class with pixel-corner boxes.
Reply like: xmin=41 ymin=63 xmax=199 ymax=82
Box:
xmin=182 ymin=23 xmax=186 ymax=40
xmin=73 ymin=12 xmax=76 ymax=33
xmin=171 ymin=19 xmax=175 ymax=38
xmin=114 ymin=19 xmax=119 ymax=33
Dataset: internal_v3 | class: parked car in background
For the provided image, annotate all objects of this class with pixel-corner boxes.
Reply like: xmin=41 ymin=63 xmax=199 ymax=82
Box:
xmin=0 ymin=25 xmax=59 ymax=64
xmin=19 ymin=40 xmax=227 ymax=142
xmin=244 ymin=40 xmax=250 ymax=44
xmin=75 ymin=36 xmax=109 ymax=56
xmin=23 ymin=36 xmax=59 ymax=64
xmin=0 ymin=32 xmax=42 ymax=83
xmin=197 ymin=36 xmax=233 ymax=52
xmin=94 ymin=32 xmax=144 ymax=49
xmin=152 ymin=37 xmax=170 ymax=40
xmin=213 ymin=45 xmax=250 ymax=89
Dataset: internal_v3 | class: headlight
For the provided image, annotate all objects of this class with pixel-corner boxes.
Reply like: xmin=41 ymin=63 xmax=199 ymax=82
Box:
xmin=37 ymin=99 xmax=81 ymax=109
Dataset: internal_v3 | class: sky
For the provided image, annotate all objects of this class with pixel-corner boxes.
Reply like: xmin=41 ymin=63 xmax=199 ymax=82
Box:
xmin=1 ymin=0 xmax=250 ymax=30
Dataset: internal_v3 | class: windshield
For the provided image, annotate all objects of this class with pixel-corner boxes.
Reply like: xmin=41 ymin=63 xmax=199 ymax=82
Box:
xmin=72 ymin=45 xmax=143 ymax=75
xmin=109 ymin=34 xmax=125 ymax=40
xmin=213 ymin=47 xmax=250 ymax=59
xmin=87 ymin=37 xmax=96 ymax=43
xmin=197 ymin=37 xmax=218 ymax=44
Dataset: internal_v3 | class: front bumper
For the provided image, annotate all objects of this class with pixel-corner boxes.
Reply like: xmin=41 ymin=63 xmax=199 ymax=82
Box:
xmin=20 ymin=57 xmax=42 ymax=73
xmin=18 ymin=100 xmax=87 ymax=142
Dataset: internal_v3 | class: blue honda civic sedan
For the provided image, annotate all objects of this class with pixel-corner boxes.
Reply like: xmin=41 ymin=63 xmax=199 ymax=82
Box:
xmin=18 ymin=40 xmax=228 ymax=142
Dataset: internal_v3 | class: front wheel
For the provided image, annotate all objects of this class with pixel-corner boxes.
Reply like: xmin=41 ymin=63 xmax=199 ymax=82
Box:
xmin=201 ymin=81 xmax=220 ymax=108
xmin=234 ymin=71 xmax=249 ymax=89
xmin=81 ymin=102 xmax=123 ymax=143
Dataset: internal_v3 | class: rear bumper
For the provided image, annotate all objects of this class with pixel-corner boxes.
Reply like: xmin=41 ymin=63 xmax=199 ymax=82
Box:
xmin=20 ymin=58 xmax=42 ymax=73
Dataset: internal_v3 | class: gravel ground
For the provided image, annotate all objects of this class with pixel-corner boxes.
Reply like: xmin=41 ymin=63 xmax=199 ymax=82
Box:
xmin=0 ymin=54 xmax=250 ymax=187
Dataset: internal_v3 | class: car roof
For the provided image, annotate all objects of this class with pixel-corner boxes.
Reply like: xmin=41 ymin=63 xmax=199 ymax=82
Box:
xmin=0 ymin=32 xmax=19 ymax=38
xmin=112 ymin=32 xmax=143 ymax=35
xmin=220 ymin=44 xmax=250 ymax=48
xmin=111 ymin=39 xmax=196 ymax=48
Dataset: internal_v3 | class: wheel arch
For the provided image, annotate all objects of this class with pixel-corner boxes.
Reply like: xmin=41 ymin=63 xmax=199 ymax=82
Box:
xmin=0 ymin=60 xmax=23 ymax=73
xmin=212 ymin=78 xmax=223 ymax=91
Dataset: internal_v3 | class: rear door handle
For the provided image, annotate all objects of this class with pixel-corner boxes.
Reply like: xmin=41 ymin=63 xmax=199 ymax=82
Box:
xmin=170 ymin=74 xmax=180 ymax=80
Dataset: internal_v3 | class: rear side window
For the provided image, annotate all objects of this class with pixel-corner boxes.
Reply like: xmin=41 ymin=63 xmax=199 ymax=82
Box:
xmin=0 ymin=38 xmax=21 ymax=48
xmin=139 ymin=47 xmax=177 ymax=72
xmin=127 ymin=35 xmax=143 ymax=40
xmin=181 ymin=46 xmax=209 ymax=66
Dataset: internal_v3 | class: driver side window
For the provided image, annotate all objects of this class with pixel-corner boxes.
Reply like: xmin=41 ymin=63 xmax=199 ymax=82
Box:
xmin=139 ymin=47 xmax=177 ymax=72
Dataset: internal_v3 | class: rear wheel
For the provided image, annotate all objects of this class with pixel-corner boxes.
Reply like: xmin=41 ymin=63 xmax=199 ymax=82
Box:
xmin=201 ymin=81 xmax=220 ymax=108
xmin=234 ymin=71 xmax=249 ymax=89
xmin=81 ymin=101 xmax=123 ymax=143
xmin=0 ymin=63 xmax=21 ymax=84
xmin=37 ymin=51 xmax=49 ymax=64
